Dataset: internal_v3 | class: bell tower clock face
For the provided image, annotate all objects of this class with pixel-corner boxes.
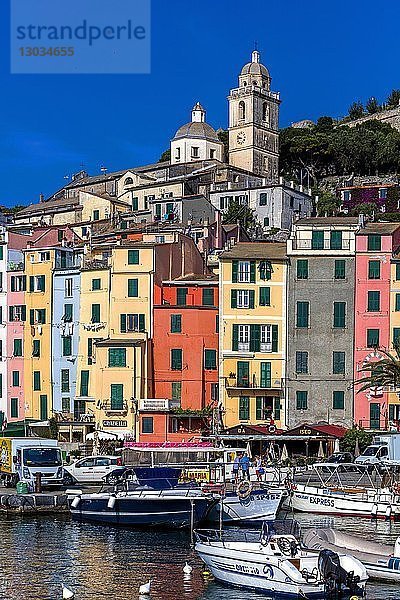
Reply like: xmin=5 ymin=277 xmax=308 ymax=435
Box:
xmin=236 ymin=131 xmax=246 ymax=145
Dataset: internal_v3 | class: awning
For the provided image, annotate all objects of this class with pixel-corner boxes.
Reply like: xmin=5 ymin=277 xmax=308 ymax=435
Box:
xmin=86 ymin=430 xmax=124 ymax=441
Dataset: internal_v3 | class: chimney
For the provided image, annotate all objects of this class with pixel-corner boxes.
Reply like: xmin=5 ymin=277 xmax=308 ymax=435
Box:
xmin=358 ymin=213 xmax=366 ymax=229
xmin=39 ymin=193 xmax=45 ymax=203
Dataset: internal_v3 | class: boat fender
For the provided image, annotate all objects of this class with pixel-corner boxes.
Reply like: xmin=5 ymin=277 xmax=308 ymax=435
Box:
xmin=107 ymin=495 xmax=116 ymax=509
xmin=237 ymin=480 xmax=252 ymax=500
xmin=71 ymin=496 xmax=81 ymax=508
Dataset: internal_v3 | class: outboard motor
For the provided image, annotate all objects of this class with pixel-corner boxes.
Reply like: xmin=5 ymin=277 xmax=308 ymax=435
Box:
xmin=318 ymin=549 xmax=361 ymax=596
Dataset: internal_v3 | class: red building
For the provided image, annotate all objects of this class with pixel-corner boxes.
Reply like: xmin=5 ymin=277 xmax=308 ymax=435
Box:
xmin=139 ymin=275 xmax=219 ymax=442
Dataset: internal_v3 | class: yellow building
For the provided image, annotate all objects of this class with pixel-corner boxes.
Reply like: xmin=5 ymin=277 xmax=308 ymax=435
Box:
xmin=389 ymin=256 xmax=400 ymax=423
xmin=219 ymin=243 xmax=287 ymax=430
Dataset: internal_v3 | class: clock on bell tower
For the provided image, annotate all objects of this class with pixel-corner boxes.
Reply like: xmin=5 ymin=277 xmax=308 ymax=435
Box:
xmin=228 ymin=50 xmax=280 ymax=181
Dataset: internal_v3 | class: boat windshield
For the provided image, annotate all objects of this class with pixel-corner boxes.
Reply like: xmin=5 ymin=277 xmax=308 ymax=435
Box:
xmin=24 ymin=448 xmax=62 ymax=467
xmin=261 ymin=519 xmax=301 ymax=542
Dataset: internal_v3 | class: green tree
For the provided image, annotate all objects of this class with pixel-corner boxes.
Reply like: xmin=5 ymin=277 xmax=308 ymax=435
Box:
xmin=159 ymin=149 xmax=171 ymax=163
xmin=340 ymin=427 xmax=373 ymax=454
xmin=315 ymin=116 xmax=334 ymax=131
xmin=387 ymin=89 xmax=400 ymax=108
xmin=223 ymin=199 xmax=257 ymax=234
xmin=350 ymin=202 xmax=376 ymax=217
xmin=366 ymin=97 xmax=379 ymax=114
xmin=217 ymin=129 xmax=229 ymax=158
xmin=348 ymin=101 xmax=364 ymax=120
xmin=356 ymin=343 xmax=400 ymax=394
xmin=316 ymin=189 xmax=340 ymax=216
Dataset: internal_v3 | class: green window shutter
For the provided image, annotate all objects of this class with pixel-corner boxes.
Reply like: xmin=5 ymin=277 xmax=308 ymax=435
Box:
xmin=11 ymin=277 xmax=15 ymax=292
xmin=61 ymin=369 xmax=70 ymax=393
xmin=396 ymin=264 xmax=400 ymax=281
xmin=33 ymin=371 xmax=41 ymax=391
xmin=21 ymin=306 xmax=26 ymax=321
xmin=80 ymin=371 xmax=89 ymax=396
xmin=333 ymin=390 xmax=344 ymax=410
xmin=368 ymin=234 xmax=381 ymax=251
xmin=204 ymin=349 xmax=217 ymax=370
xmin=12 ymin=371 xmax=19 ymax=387
xmin=39 ymin=309 xmax=46 ymax=324
xmin=91 ymin=304 xmax=100 ymax=323
xmin=39 ymin=395 xmax=48 ymax=421
xmin=92 ymin=278 xmax=101 ymax=290
xmin=232 ymin=260 xmax=238 ymax=283
xmin=171 ymin=314 xmax=182 ymax=333
xmin=367 ymin=328 xmax=380 ymax=347
xmin=274 ymin=397 xmax=281 ymax=421
xmin=0 ymin=246 xmax=3 ymax=260
xmin=11 ymin=398 xmax=18 ymax=419
xmin=334 ymin=260 xmax=345 ymax=280
xmin=395 ymin=294 xmax=400 ymax=312
xmin=296 ymin=351 xmax=308 ymax=373
xmin=177 ymin=288 xmax=188 ymax=305
xmin=333 ymin=302 xmax=346 ymax=328
xmin=296 ymin=391 xmax=308 ymax=410
xmin=297 ymin=260 xmax=308 ymax=279
xmin=128 ymin=249 xmax=139 ymax=264
xmin=171 ymin=349 xmax=183 ymax=370
xmin=110 ymin=384 xmax=124 ymax=410
xmin=93 ymin=210 xmax=99 ymax=221
xmin=237 ymin=361 xmax=249 ymax=387
xmin=271 ymin=325 xmax=278 ymax=352
xmin=256 ymin=397 xmax=262 ymax=420
xmin=232 ymin=324 xmax=239 ymax=351
xmin=64 ymin=304 xmax=73 ymax=321
xmin=32 ymin=340 xmax=40 ymax=357
xmin=132 ymin=197 xmax=139 ymax=211
xmin=30 ymin=309 xmax=34 ymax=325
xmin=202 ymin=288 xmax=214 ymax=306
xmin=330 ymin=230 xmax=342 ymax=250
xmin=312 ymin=230 xmax=324 ymax=249
xmin=260 ymin=362 xmax=271 ymax=388
xmin=250 ymin=261 xmax=256 ymax=283
xmin=13 ymin=339 xmax=22 ymax=357
xmin=62 ymin=336 xmax=72 ymax=356
xmin=171 ymin=382 xmax=182 ymax=401
xmin=394 ymin=328 xmax=400 ymax=346
xmin=367 ymin=291 xmax=380 ymax=312
xmin=9 ymin=306 xmax=14 ymax=322
xmin=231 ymin=289 xmax=237 ymax=308
xmin=38 ymin=275 xmax=45 ymax=292
xmin=29 ymin=276 xmax=34 ymax=292
xmin=333 ymin=351 xmax=345 ymax=374
xmin=250 ymin=324 xmax=261 ymax=352
xmin=389 ymin=404 xmax=395 ymax=421
xmin=108 ymin=348 xmax=127 ymax=367
xmin=296 ymin=302 xmax=309 ymax=328
xmin=259 ymin=287 xmax=270 ymax=306
xmin=249 ymin=290 xmax=255 ymax=309
xmin=259 ymin=193 xmax=268 ymax=206
xmin=120 ymin=314 xmax=127 ymax=333
xmin=128 ymin=279 xmax=138 ymax=297
xmin=368 ymin=260 xmax=380 ymax=279
xmin=138 ymin=314 xmax=145 ymax=332
xmin=239 ymin=396 xmax=250 ymax=420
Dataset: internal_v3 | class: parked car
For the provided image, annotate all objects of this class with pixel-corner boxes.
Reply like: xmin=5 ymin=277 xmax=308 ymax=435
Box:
xmin=63 ymin=455 xmax=122 ymax=485
xmin=325 ymin=452 xmax=354 ymax=464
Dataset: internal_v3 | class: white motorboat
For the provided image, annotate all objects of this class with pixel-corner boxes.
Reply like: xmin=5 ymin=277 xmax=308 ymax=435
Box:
xmin=304 ymin=527 xmax=400 ymax=582
xmin=206 ymin=481 xmax=285 ymax=524
xmin=195 ymin=520 xmax=368 ymax=598
xmin=284 ymin=463 xmax=400 ymax=520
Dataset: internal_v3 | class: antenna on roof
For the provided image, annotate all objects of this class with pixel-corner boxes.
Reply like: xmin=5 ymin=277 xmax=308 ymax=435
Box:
xmin=100 ymin=165 xmax=107 ymax=175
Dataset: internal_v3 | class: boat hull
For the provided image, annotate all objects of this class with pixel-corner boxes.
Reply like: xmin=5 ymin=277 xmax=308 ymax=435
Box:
xmin=207 ymin=488 xmax=284 ymax=523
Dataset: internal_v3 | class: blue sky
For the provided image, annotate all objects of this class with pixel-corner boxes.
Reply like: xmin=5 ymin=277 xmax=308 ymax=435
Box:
xmin=1 ymin=0 xmax=399 ymax=206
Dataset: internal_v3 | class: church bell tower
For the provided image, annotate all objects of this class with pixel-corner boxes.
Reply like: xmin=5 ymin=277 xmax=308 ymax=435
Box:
xmin=228 ymin=50 xmax=280 ymax=181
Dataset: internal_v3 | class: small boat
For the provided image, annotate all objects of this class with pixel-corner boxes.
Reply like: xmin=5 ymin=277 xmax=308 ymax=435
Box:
xmin=304 ymin=527 xmax=400 ymax=582
xmin=206 ymin=481 xmax=285 ymax=524
xmin=195 ymin=519 xmax=368 ymax=598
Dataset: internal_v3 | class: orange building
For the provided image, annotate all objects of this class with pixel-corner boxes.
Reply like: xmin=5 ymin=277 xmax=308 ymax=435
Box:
xmin=141 ymin=275 xmax=219 ymax=442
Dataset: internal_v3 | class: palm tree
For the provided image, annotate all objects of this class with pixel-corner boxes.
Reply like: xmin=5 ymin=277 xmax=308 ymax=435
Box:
xmin=355 ymin=342 xmax=400 ymax=394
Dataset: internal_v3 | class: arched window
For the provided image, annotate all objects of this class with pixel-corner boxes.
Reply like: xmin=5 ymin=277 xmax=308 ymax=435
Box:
xmin=124 ymin=177 xmax=133 ymax=186
xmin=239 ymin=101 xmax=245 ymax=121
xmin=262 ymin=103 xmax=269 ymax=123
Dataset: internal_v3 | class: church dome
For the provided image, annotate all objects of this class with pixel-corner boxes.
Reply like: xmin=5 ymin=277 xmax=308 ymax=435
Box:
xmin=240 ymin=50 xmax=270 ymax=81
xmin=173 ymin=121 xmax=220 ymax=142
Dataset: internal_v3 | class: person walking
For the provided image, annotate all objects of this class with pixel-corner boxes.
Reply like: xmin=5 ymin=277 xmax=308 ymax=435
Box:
xmin=255 ymin=455 xmax=263 ymax=482
xmin=240 ymin=452 xmax=250 ymax=481
xmin=232 ymin=453 xmax=241 ymax=483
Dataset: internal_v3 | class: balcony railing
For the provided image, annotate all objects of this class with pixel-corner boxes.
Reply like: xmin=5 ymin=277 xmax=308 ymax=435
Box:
xmin=226 ymin=376 xmax=282 ymax=390
xmin=99 ymin=400 xmax=128 ymax=413
xmin=7 ymin=261 xmax=24 ymax=272
xmin=139 ymin=398 xmax=181 ymax=412
xmin=292 ymin=239 xmax=350 ymax=251
xmin=82 ymin=258 xmax=110 ymax=271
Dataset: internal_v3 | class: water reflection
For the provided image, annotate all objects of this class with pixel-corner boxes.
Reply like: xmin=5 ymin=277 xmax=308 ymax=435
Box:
xmin=0 ymin=514 xmax=399 ymax=599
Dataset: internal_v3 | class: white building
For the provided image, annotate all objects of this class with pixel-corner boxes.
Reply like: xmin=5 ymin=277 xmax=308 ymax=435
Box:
xmin=170 ymin=103 xmax=224 ymax=164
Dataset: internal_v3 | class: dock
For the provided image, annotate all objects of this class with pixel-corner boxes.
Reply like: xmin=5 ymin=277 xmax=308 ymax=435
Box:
xmin=0 ymin=491 xmax=69 ymax=514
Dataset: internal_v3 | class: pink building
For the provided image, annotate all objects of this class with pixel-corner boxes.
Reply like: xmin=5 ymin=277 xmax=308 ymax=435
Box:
xmin=354 ymin=223 xmax=400 ymax=430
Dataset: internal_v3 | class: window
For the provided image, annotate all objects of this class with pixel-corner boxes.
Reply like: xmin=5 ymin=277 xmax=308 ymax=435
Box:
xmin=333 ymin=302 xmax=346 ymax=328
xmin=394 ymin=328 xmax=400 ymax=346
xmin=259 ymin=287 xmax=271 ymax=306
xmin=379 ymin=188 xmax=387 ymax=200
xmin=62 ymin=398 xmax=70 ymax=413
xmin=238 ymin=101 xmax=245 ymax=121
xmin=237 ymin=325 xmax=250 ymax=351
xmin=395 ymin=294 xmax=400 ymax=312
xmin=367 ymin=328 xmax=380 ymax=347
xmin=132 ymin=197 xmax=139 ymax=211
xmin=333 ymin=390 xmax=345 ymax=410
xmin=29 ymin=275 xmax=45 ymax=292
xmin=80 ymin=370 xmax=89 ymax=396
xmin=259 ymin=193 xmax=268 ymax=206
xmin=261 ymin=324 xmax=274 ymax=352
xmin=128 ymin=249 xmax=139 ymax=265
xmin=9 ymin=305 xmax=26 ymax=322
xmin=108 ymin=348 xmax=127 ymax=368
xmin=110 ymin=383 xmax=124 ymax=410
xmin=12 ymin=371 xmax=20 ymax=387
xmin=202 ymin=288 xmax=214 ymax=306
xmin=10 ymin=275 xmax=26 ymax=292
xmin=368 ymin=260 xmax=380 ymax=280
xmin=142 ymin=416 xmax=154 ymax=434
xmin=171 ymin=314 xmax=182 ymax=333
xmin=120 ymin=313 xmax=145 ymax=332
xmin=39 ymin=251 xmax=50 ymax=262
xmin=30 ymin=309 xmax=46 ymax=325
xmin=33 ymin=371 xmax=41 ymax=391
xmin=311 ymin=230 xmax=324 ymax=250
xmin=32 ymin=340 xmax=40 ymax=357
xmin=296 ymin=352 xmax=308 ymax=374
xmin=176 ymin=287 xmax=188 ymax=305
xmin=64 ymin=278 xmax=73 ymax=298
xmin=367 ymin=234 xmax=381 ymax=251
xmin=215 ymin=315 xmax=219 ymax=333
xmin=191 ymin=146 xmax=199 ymax=158
xmin=296 ymin=390 xmax=308 ymax=410
xmin=260 ymin=362 xmax=271 ymax=388
xmin=92 ymin=278 xmax=101 ymax=291
xmin=61 ymin=369 xmax=70 ymax=393
xmin=128 ymin=279 xmax=138 ymax=297
xmin=396 ymin=264 xmax=400 ymax=281
xmin=333 ymin=351 xmax=345 ymax=374
xmin=204 ymin=349 xmax=217 ymax=370
xmin=297 ymin=260 xmax=308 ymax=279
xmin=264 ymin=217 xmax=270 ymax=227
xmin=367 ymin=291 xmax=380 ymax=312
xmin=330 ymin=230 xmax=343 ymax=250
xmin=62 ymin=336 xmax=72 ymax=356
xmin=239 ymin=397 xmax=249 ymax=420
xmin=238 ymin=260 xmax=251 ymax=282
xmin=334 ymin=260 xmax=346 ymax=280
xmin=171 ymin=349 xmax=182 ymax=370
xmin=91 ymin=304 xmax=100 ymax=323
xmin=11 ymin=398 xmax=18 ymax=419
xmin=87 ymin=338 xmax=93 ymax=363
xmin=231 ymin=289 xmax=254 ymax=309
xmin=237 ymin=361 xmax=249 ymax=387
xmin=296 ymin=302 xmax=309 ymax=328
xmin=259 ymin=261 xmax=273 ymax=281
xmin=13 ymin=339 xmax=22 ymax=357
xmin=93 ymin=210 xmax=100 ymax=221
xmin=63 ymin=304 xmax=73 ymax=322
xmin=171 ymin=382 xmax=182 ymax=402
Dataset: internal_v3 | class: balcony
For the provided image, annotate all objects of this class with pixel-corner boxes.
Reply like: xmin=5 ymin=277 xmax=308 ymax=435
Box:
xmin=225 ymin=375 xmax=282 ymax=391
xmin=7 ymin=261 xmax=24 ymax=272
xmin=139 ymin=398 xmax=181 ymax=412
xmin=99 ymin=400 xmax=128 ymax=415
xmin=81 ymin=258 xmax=110 ymax=271
xmin=292 ymin=239 xmax=350 ymax=251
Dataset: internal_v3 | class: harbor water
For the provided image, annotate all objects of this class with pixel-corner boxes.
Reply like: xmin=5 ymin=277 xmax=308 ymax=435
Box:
xmin=0 ymin=512 xmax=400 ymax=599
